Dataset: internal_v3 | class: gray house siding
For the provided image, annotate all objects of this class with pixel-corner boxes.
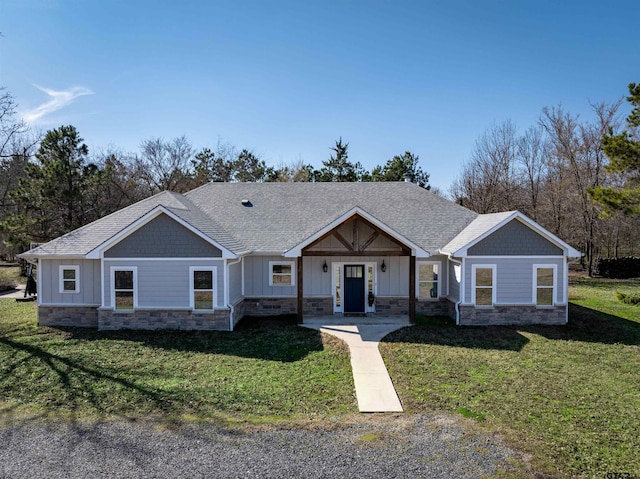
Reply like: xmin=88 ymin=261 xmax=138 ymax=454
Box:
xmin=303 ymin=255 xmax=413 ymax=297
xmin=229 ymin=260 xmax=243 ymax=305
xmin=463 ymin=257 xmax=565 ymax=305
xmin=104 ymin=214 xmax=222 ymax=258
xmin=468 ymin=219 xmax=563 ymax=256
xmin=39 ymin=258 xmax=101 ymax=305
xmin=243 ymin=256 xmax=297 ymax=297
xmin=447 ymin=260 xmax=460 ymax=302
xmin=102 ymin=259 xmax=225 ymax=309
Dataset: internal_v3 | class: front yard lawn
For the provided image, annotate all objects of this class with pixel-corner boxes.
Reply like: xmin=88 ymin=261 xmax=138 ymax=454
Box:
xmin=380 ymin=276 xmax=640 ymax=478
xmin=0 ymin=302 xmax=356 ymax=422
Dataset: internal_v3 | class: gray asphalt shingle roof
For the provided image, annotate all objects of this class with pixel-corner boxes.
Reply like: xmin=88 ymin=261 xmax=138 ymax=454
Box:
xmin=23 ymin=182 xmax=482 ymax=258
xmin=184 ymin=182 xmax=478 ymax=254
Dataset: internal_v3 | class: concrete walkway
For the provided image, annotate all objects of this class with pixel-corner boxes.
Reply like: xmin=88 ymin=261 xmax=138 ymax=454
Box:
xmin=0 ymin=284 xmax=30 ymax=299
xmin=302 ymin=316 xmax=410 ymax=413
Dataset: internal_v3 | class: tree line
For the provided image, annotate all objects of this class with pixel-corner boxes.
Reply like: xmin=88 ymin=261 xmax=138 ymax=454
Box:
xmin=1 ymin=83 xmax=638 ymax=276
xmin=450 ymin=83 xmax=640 ymax=275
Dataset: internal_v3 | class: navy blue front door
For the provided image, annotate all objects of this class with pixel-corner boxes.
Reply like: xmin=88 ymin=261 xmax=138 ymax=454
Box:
xmin=344 ymin=265 xmax=365 ymax=313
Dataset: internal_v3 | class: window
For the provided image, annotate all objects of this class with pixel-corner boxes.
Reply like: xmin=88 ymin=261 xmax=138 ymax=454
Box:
xmin=534 ymin=265 xmax=556 ymax=306
xmin=190 ymin=267 xmax=216 ymax=310
xmin=112 ymin=268 xmax=136 ymax=310
xmin=269 ymin=261 xmax=295 ymax=286
xmin=59 ymin=265 xmax=79 ymax=294
xmin=417 ymin=262 xmax=440 ymax=299
xmin=472 ymin=265 xmax=495 ymax=307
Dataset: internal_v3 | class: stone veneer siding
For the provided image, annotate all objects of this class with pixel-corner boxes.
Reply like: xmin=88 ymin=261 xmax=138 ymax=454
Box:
xmin=303 ymin=297 xmax=333 ymax=316
xmin=374 ymin=297 xmax=409 ymax=316
xmin=416 ymin=298 xmax=453 ymax=317
xmin=97 ymin=309 xmax=230 ymax=331
xmin=242 ymin=297 xmax=297 ymax=317
xmin=458 ymin=305 xmax=566 ymax=326
xmin=38 ymin=306 xmax=99 ymax=328
xmin=240 ymin=297 xmax=333 ymax=318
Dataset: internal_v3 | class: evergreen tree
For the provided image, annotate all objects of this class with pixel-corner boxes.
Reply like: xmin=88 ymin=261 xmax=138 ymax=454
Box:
xmin=315 ymin=138 xmax=366 ymax=182
xmin=590 ymin=82 xmax=640 ymax=216
xmin=371 ymin=151 xmax=430 ymax=189
xmin=1 ymin=125 xmax=107 ymax=244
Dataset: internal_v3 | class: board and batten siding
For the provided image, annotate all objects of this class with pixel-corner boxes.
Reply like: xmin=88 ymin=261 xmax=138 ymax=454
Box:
xmin=447 ymin=260 xmax=460 ymax=302
xmin=39 ymin=259 xmax=101 ymax=305
xmin=228 ymin=260 xmax=243 ymax=304
xmin=243 ymin=255 xmax=297 ymax=297
xmin=304 ymin=256 xmax=411 ymax=297
xmin=468 ymin=219 xmax=563 ymax=256
xmin=463 ymin=257 xmax=565 ymax=305
xmin=104 ymin=213 xmax=222 ymax=258
xmin=304 ymin=255 xmax=415 ymax=297
xmin=102 ymin=259 xmax=225 ymax=309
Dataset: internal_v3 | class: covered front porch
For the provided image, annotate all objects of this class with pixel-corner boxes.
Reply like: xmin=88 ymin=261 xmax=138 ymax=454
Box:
xmin=287 ymin=210 xmax=425 ymax=324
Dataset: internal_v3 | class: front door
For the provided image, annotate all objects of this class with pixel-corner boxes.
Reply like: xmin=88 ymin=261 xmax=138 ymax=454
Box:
xmin=344 ymin=265 xmax=365 ymax=313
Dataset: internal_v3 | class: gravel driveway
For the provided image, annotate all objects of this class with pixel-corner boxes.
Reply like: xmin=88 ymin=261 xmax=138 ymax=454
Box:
xmin=0 ymin=414 xmax=522 ymax=478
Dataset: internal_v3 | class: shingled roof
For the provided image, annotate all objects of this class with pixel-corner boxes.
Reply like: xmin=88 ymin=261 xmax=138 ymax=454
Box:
xmin=22 ymin=182 xmax=486 ymax=258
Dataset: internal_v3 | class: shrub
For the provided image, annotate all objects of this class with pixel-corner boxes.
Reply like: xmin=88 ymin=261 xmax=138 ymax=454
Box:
xmin=616 ymin=291 xmax=640 ymax=305
xmin=596 ymin=257 xmax=640 ymax=279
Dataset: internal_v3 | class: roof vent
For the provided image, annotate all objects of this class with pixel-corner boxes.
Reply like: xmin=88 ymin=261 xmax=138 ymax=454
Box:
xmin=241 ymin=199 xmax=252 ymax=207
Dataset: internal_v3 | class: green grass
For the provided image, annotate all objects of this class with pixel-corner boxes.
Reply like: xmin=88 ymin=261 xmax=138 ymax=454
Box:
xmin=0 ymin=302 xmax=356 ymax=423
xmin=380 ymin=276 xmax=640 ymax=478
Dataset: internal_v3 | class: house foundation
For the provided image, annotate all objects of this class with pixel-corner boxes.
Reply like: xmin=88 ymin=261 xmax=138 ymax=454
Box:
xmin=97 ymin=308 xmax=230 ymax=331
xmin=38 ymin=306 xmax=99 ymax=328
xmin=458 ymin=305 xmax=566 ymax=326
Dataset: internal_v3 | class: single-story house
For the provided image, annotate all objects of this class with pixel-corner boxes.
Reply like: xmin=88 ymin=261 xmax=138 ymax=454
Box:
xmin=19 ymin=182 xmax=581 ymax=330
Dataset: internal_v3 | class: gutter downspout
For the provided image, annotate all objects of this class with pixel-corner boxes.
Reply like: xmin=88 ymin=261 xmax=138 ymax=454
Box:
xmin=226 ymin=257 xmax=242 ymax=331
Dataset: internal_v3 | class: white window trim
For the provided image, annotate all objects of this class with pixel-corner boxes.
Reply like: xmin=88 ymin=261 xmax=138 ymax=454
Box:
xmin=533 ymin=264 xmax=557 ymax=307
xmin=59 ymin=265 xmax=80 ymax=294
xmin=189 ymin=266 xmax=217 ymax=310
xmin=416 ymin=261 xmax=441 ymax=300
xmin=110 ymin=267 xmax=138 ymax=311
xmin=269 ymin=261 xmax=296 ymax=287
xmin=471 ymin=264 xmax=497 ymax=308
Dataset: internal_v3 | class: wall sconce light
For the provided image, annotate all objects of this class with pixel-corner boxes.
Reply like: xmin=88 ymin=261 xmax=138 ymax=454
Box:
xmin=322 ymin=260 xmax=328 ymax=273
xmin=381 ymin=260 xmax=387 ymax=272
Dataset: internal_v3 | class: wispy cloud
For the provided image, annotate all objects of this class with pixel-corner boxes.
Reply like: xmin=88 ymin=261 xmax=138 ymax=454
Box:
xmin=22 ymin=85 xmax=94 ymax=124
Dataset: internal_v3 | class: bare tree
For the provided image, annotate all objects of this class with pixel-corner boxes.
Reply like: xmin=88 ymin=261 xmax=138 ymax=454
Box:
xmin=516 ymin=126 xmax=549 ymax=221
xmin=451 ymin=120 xmax=519 ymax=213
xmin=539 ymin=101 xmax=622 ymax=275
xmin=136 ymin=135 xmax=195 ymax=194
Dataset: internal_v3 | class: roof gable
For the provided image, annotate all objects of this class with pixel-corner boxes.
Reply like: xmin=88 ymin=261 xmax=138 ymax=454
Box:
xmin=103 ymin=213 xmax=223 ymax=258
xmin=86 ymin=206 xmax=236 ymax=259
xmin=468 ymin=218 xmax=563 ymax=256
xmin=442 ymin=211 xmax=582 ymax=258
xmin=283 ymin=208 xmax=429 ymax=257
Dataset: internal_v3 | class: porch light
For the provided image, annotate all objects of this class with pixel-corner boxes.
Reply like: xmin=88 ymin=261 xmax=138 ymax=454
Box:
xmin=381 ymin=260 xmax=387 ymax=272
xmin=322 ymin=260 xmax=328 ymax=273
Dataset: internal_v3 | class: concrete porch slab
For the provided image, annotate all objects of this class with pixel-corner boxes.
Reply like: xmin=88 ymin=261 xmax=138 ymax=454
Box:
xmin=302 ymin=316 xmax=410 ymax=413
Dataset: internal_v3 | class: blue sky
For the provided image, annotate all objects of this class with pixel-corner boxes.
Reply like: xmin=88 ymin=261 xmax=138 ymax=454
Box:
xmin=1 ymin=0 xmax=638 ymax=190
